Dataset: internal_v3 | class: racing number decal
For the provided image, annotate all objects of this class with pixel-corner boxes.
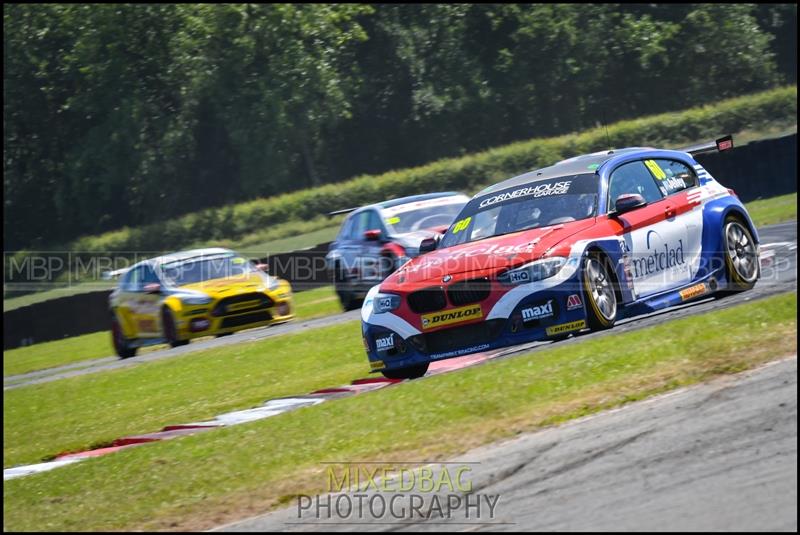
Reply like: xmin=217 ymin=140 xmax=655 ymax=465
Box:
xmin=644 ymin=159 xmax=666 ymax=180
xmin=452 ymin=217 xmax=472 ymax=234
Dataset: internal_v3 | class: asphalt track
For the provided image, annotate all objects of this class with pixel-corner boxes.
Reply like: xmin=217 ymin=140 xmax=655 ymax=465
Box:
xmin=218 ymin=355 xmax=797 ymax=531
xmin=4 ymin=220 xmax=797 ymax=390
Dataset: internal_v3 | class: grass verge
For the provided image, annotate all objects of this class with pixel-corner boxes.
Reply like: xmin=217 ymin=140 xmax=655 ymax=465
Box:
xmin=3 ymin=292 xmax=796 ymax=531
xmin=2 ymin=285 xmax=344 ymax=378
xmin=744 ymin=192 xmax=797 ymax=228
xmin=3 ymin=319 xmax=365 ymax=467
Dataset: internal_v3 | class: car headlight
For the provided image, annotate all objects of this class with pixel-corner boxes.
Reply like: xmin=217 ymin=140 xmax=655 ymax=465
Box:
xmin=499 ymin=257 xmax=567 ymax=285
xmin=373 ymin=293 xmax=401 ymax=314
xmin=181 ymin=295 xmax=213 ymax=305
xmin=266 ymin=276 xmax=282 ymax=291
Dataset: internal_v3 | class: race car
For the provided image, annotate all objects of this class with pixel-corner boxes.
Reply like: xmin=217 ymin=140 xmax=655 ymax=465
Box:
xmin=361 ymin=137 xmax=760 ymax=379
xmin=326 ymin=192 xmax=470 ymax=310
xmin=108 ymin=248 xmax=293 ymax=358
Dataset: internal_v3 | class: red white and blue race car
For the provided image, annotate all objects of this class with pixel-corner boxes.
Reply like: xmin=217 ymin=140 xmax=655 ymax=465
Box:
xmin=361 ymin=138 xmax=760 ymax=379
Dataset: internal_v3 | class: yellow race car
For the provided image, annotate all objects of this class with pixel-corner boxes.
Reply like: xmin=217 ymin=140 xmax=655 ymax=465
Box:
xmin=108 ymin=248 xmax=293 ymax=358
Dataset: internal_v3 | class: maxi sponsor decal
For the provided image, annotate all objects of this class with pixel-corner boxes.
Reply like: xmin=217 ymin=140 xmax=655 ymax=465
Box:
xmin=521 ymin=299 xmax=555 ymax=325
xmin=421 ymin=304 xmax=482 ymax=330
xmin=375 ymin=333 xmax=395 ymax=351
xmin=631 ymin=230 xmax=685 ymax=279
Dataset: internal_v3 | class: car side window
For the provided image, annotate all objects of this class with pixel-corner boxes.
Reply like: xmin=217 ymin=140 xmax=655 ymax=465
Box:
xmin=126 ymin=266 xmax=144 ymax=292
xmin=366 ymin=210 xmax=383 ymax=233
xmin=351 ymin=211 xmax=370 ymax=240
xmin=650 ymin=159 xmax=698 ymax=196
xmin=608 ymin=161 xmax=664 ymax=210
xmin=338 ymin=215 xmax=354 ymax=241
xmin=120 ymin=269 xmax=134 ymax=292
xmin=141 ymin=264 xmax=160 ymax=286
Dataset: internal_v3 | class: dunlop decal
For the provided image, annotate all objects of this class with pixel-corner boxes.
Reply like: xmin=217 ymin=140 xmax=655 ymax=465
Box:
xmin=545 ymin=319 xmax=586 ymax=336
xmin=421 ymin=304 xmax=482 ymax=330
xmin=369 ymin=360 xmax=385 ymax=370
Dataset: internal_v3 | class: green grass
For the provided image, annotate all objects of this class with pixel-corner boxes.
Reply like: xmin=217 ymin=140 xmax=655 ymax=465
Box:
xmin=3 ymin=319 xmax=365 ymax=468
xmin=2 ymin=331 xmax=113 ymax=378
xmin=3 ymin=292 xmax=797 ymax=531
xmin=3 ymin=285 xmax=343 ymax=378
xmin=743 ymin=192 xmax=797 ymax=228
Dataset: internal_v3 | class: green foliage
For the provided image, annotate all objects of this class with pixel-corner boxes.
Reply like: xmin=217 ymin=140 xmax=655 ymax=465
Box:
xmin=55 ymin=85 xmax=798 ymax=256
xmin=4 ymin=4 xmax=796 ymax=250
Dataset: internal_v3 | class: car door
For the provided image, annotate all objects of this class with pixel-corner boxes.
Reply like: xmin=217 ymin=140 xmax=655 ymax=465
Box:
xmin=609 ymin=159 xmax=692 ymax=298
xmin=649 ymin=158 xmax=704 ymax=282
xmin=125 ymin=264 xmax=162 ymax=337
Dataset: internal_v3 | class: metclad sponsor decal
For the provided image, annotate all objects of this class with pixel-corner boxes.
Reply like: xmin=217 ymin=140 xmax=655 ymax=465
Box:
xmin=521 ymin=299 xmax=555 ymax=324
xmin=545 ymin=320 xmax=586 ymax=336
xmin=375 ymin=333 xmax=395 ymax=351
xmin=631 ymin=230 xmax=685 ymax=278
xmin=679 ymin=283 xmax=708 ymax=301
xmin=421 ymin=304 xmax=482 ymax=330
xmin=478 ymin=181 xmax=572 ymax=209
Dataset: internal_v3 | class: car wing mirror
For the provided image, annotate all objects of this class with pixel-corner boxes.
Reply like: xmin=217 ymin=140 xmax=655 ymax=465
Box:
xmin=144 ymin=282 xmax=162 ymax=294
xmin=419 ymin=237 xmax=438 ymax=254
xmin=364 ymin=229 xmax=382 ymax=241
xmin=613 ymin=193 xmax=647 ymax=215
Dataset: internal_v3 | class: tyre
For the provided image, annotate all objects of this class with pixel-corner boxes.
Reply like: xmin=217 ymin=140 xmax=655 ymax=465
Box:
xmin=111 ymin=312 xmax=138 ymax=359
xmin=379 ymin=253 xmax=399 ymax=280
xmin=722 ymin=216 xmax=759 ymax=292
xmin=333 ymin=262 xmax=359 ymax=311
xmin=381 ymin=363 xmax=429 ymax=380
xmin=162 ymin=306 xmax=189 ymax=348
xmin=582 ymin=253 xmax=618 ymax=330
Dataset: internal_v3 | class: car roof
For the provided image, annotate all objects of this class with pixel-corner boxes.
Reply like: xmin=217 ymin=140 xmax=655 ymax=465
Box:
xmin=139 ymin=247 xmax=235 ymax=269
xmin=359 ymin=191 xmax=464 ymax=212
xmin=478 ymin=147 xmax=652 ymax=195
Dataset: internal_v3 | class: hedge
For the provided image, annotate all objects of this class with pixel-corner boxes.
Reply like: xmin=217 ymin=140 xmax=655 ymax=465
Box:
xmin=19 ymin=85 xmax=800 ymax=257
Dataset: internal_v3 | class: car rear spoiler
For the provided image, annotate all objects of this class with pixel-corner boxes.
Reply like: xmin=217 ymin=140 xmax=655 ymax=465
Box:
xmin=101 ymin=267 xmax=130 ymax=280
xmin=679 ymin=135 xmax=734 ymax=156
xmin=327 ymin=207 xmax=358 ymax=218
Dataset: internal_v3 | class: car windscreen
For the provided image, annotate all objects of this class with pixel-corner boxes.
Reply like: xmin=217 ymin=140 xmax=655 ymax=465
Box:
xmin=440 ymin=174 xmax=598 ymax=248
xmin=159 ymin=255 xmax=254 ymax=287
xmin=383 ymin=197 xmax=468 ymax=234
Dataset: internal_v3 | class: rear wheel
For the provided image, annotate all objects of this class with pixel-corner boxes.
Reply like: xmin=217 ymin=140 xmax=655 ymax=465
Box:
xmin=111 ymin=312 xmax=137 ymax=359
xmin=723 ymin=217 xmax=759 ymax=292
xmin=582 ymin=253 xmax=618 ymax=330
xmin=381 ymin=363 xmax=429 ymax=380
xmin=162 ymin=307 xmax=189 ymax=348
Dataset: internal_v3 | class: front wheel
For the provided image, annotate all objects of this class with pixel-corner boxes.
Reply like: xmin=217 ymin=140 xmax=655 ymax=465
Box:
xmin=162 ymin=307 xmax=189 ymax=348
xmin=333 ymin=262 xmax=361 ymax=311
xmin=723 ymin=217 xmax=759 ymax=292
xmin=381 ymin=363 xmax=429 ymax=380
xmin=582 ymin=253 xmax=618 ymax=330
xmin=111 ymin=312 xmax=137 ymax=359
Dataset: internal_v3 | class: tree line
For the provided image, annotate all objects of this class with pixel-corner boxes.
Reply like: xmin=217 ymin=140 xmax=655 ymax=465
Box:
xmin=4 ymin=4 xmax=796 ymax=250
